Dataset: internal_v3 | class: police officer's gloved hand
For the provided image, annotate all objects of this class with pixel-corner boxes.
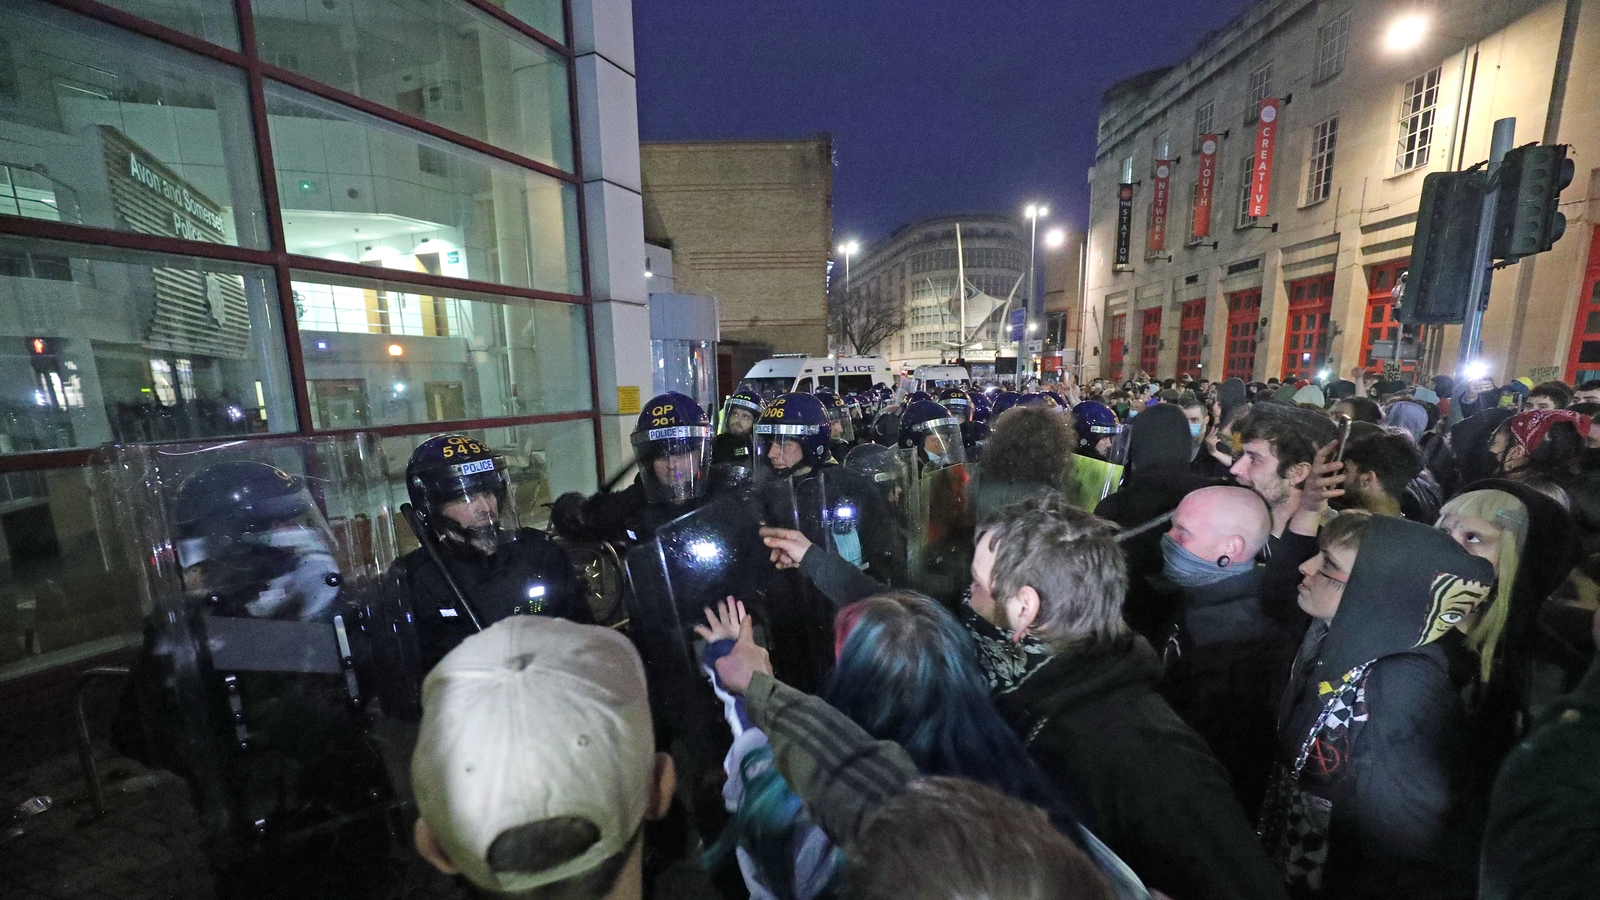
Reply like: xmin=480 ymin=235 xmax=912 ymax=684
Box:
xmin=550 ymin=492 xmax=587 ymax=539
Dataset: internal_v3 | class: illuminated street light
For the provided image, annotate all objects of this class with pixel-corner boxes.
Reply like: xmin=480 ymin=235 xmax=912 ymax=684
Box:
xmin=387 ymin=343 xmax=404 ymax=357
xmin=1044 ymin=227 xmax=1066 ymax=249
xmin=1385 ymin=14 xmax=1427 ymax=51
xmin=837 ymin=240 xmax=860 ymax=295
xmin=1022 ymin=204 xmax=1049 ymax=380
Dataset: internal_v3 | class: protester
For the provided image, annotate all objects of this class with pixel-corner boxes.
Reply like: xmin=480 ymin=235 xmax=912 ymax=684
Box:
xmin=1157 ymin=486 xmax=1296 ymax=812
xmin=1450 ymin=408 xmax=1517 ymax=489
xmin=1479 ymin=608 xmax=1600 ymax=900
xmin=1264 ymin=512 xmax=1494 ymax=898
xmin=1174 ymin=390 xmax=1232 ymax=479
xmin=1229 ymin=406 xmax=1336 ymax=538
xmin=1489 ymin=408 xmax=1590 ymax=487
xmin=1574 ymin=379 xmax=1600 ymax=405
xmin=970 ymin=405 xmax=1076 ymax=521
xmin=1096 ymin=403 xmax=1227 ymax=641
xmin=410 ymin=617 xmax=680 ymax=900
xmin=967 ymin=493 xmax=1288 ymax=900
xmin=1336 ymin=425 xmax=1440 ymax=523
xmin=1332 ymin=396 xmax=1382 ymax=424
xmin=1528 ymin=380 xmax=1573 ymax=410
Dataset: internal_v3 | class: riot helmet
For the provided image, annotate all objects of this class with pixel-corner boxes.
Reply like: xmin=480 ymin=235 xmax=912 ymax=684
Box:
xmin=899 ymin=399 xmax=967 ymax=469
xmin=906 ymin=390 xmax=934 ymax=404
xmin=1073 ymin=401 xmax=1123 ymax=457
xmin=173 ymin=461 xmax=342 ymax=620
xmin=1043 ymin=390 xmax=1068 ymax=409
xmin=814 ymin=389 xmax=855 ymax=443
xmin=970 ymin=390 xmax=992 ymax=424
xmin=631 ymin=392 xmax=714 ymax=505
xmin=720 ymin=389 xmax=764 ymax=438
xmin=755 ymin=393 xmax=833 ymax=478
xmin=990 ymin=390 xmax=1022 ymax=417
xmin=407 ymin=435 xmax=519 ymax=556
xmin=938 ymin=387 xmax=973 ymax=423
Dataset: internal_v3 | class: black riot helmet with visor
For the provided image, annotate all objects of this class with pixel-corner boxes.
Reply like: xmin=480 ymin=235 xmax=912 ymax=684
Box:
xmin=720 ymin=389 xmax=764 ymax=438
xmin=814 ymin=389 xmax=855 ymax=443
xmin=407 ymin=435 xmax=520 ymax=556
xmin=755 ymin=393 xmax=833 ymax=478
xmin=898 ymin=399 xmax=967 ymax=469
xmin=632 ymin=392 xmax=714 ymax=505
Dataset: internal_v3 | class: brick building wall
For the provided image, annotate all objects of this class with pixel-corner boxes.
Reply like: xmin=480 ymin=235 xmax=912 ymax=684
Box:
xmin=641 ymin=138 xmax=833 ymax=355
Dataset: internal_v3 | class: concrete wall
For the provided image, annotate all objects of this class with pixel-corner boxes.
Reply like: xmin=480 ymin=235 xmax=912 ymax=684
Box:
xmin=640 ymin=139 xmax=833 ymax=355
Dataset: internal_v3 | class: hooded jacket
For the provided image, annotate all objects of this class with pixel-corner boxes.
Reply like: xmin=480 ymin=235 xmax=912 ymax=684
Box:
xmin=1218 ymin=377 xmax=1248 ymax=425
xmin=995 ymin=634 xmax=1289 ymax=900
xmin=1095 ymin=403 xmax=1227 ymax=641
xmin=1266 ymin=516 xmax=1495 ymax=899
xmin=1449 ymin=408 xmax=1516 ymax=491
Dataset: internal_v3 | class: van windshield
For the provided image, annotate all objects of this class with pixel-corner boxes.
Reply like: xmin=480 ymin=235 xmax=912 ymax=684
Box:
xmin=740 ymin=377 xmax=793 ymax=400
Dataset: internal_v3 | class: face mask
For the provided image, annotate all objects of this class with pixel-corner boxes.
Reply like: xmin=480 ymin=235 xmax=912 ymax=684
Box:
xmin=926 ymin=450 xmax=949 ymax=468
xmin=1188 ymin=423 xmax=1204 ymax=438
xmin=1161 ymin=533 xmax=1237 ymax=587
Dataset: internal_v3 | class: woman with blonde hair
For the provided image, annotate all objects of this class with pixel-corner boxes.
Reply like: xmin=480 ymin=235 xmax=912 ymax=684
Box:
xmin=1437 ymin=480 xmax=1579 ymax=772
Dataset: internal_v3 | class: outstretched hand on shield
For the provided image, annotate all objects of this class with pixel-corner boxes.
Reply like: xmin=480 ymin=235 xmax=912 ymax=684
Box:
xmin=760 ymin=526 xmax=814 ymax=570
xmin=693 ymin=596 xmax=771 ymax=695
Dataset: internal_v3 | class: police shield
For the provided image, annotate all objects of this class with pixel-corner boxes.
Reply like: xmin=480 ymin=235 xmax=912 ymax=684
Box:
xmin=857 ymin=447 xmax=972 ymax=603
xmin=1065 ymin=452 xmax=1126 ymax=510
xmin=102 ymin=435 xmax=405 ymax=884
xmin=842 ymin=443 xmax=914 ymax=586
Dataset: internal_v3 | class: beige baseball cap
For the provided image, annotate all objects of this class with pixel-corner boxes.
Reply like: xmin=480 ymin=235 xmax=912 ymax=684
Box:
xmin=411 ymin=616 xmax=654 ymax=894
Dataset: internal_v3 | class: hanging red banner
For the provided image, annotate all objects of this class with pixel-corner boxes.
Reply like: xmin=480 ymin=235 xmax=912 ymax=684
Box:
xmin=1148 ymin=160 xmax=1173 ymax=251
xmin=1248 ymin=98 xmax=1280 ymax=217
xmin=1194 ymin=134 xmax=1218 ymax=238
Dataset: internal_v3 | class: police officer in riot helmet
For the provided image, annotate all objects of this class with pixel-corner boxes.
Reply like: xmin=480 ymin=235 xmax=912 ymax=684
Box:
xmin=393 ymin=434 xmax=589 ymax=676
xmin=899 ymin=398 xmax=968 ymax=472
xmin=1074 ymin=400 xmax=1124 ymax=461
xmin=813 ymin=388 xmax=856 ymax=461
xmin=713 ymin=388 xmax=763 ymax=475
xmin=552 ymin=392 xmax=721 ymax=546
xmin=124 ymin=460 xmax=396 ymax=898
xmin=938 ymin=387 xmax=988 ymax=459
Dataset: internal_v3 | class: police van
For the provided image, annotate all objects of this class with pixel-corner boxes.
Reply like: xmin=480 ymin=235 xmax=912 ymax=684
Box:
xmin=909 ymin=364 xmax=972 ymax=393
xmin=740 ymin=355 xmax=893 ymax=398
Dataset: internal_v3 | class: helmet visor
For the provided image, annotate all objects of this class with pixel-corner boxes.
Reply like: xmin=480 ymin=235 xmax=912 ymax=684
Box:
xmin=633 ymin=425 xmax=713 ymax=504
xmin=720 ymin=397 xmax=761 ymax=437
xmin=911 ymin=419 xmax=966 ymax=469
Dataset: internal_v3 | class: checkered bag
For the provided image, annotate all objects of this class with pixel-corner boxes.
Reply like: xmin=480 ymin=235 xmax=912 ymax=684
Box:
xmin=1260 ymin=663 xmax=1370 ymax=891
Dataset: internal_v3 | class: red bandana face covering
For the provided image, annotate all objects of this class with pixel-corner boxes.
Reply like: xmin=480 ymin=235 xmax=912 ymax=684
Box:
xmin=1509 ymin=408 xmax=1591 ymax=453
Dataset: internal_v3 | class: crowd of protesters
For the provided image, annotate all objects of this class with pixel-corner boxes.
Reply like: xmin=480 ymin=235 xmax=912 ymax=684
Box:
xmin=404 ymin=366 xmax=1600 ymax=900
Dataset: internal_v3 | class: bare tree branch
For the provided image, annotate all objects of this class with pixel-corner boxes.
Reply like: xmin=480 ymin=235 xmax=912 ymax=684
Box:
xmin=828 ymin=283 xmax=907 ymax=356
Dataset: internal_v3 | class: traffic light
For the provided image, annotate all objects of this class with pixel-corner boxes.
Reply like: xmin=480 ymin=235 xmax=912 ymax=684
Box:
xmin=1491 ymin=144 xmax=1574 ymax=260
xmin=1399 ymin=169 xmax=1485 ymax=325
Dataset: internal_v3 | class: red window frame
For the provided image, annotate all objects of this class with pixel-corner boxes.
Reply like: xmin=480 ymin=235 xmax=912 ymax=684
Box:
xmin=1139 ymin=307 xmax=1162 ymax=378
xmin=1281 ymin=274 xmax=1334 ymax=381
xmin=1108 ymin=312 xmax=1127 ymax=380
xmin=1224 ymin=288 xmax=1261 ymax=381
xmin=1360 ymin=260 xmax=1425 ymax=373
xmin=1566 ymin=227 xmax=1600 ymax=384
xmin=1176 ymin=299 xmax=1205 ymax=379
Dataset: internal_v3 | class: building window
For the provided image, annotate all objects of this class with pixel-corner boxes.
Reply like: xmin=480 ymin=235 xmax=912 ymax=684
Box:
xmin=1177 ymin=299 xmax=1205 ymax=377
xmin=1139 ymin=308 xmax=1162 ymax=377
xmin=1248 ymin=64 xmax=1272 ymax=118
xmin=1195 ymin=100 xmax=1214 ymax=146
xmin=1224 ymin=288 xmax=1261 ymax=380
xmin=1395 ymin=67 xmax=1442 ymax=173
xmin=1236 ymin=157 xmax=1258 ymax=229
xmin=1306 ymin=116 xmax=1338 ymax=204
xmin=1154 ymin=130 xmax=1171 ymax=161
xmin=1315 ymin=13 xmax=1350 ymax=82
xmin=1121 ymin=155 xmax=1135 ymax=184
xmin=1282 ymin=274 xmax=1334 ymax=380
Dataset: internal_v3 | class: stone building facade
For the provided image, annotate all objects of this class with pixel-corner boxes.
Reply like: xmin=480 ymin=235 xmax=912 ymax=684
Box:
xmin=640 ymin=138 xmax=833 ymax=358
xmin=1083 ymin=0 xmax=1600 ymax=386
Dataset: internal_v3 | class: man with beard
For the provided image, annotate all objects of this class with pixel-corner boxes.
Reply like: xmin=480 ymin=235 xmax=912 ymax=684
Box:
xmin=1334 ymin=425 xmax=1441 ymax=523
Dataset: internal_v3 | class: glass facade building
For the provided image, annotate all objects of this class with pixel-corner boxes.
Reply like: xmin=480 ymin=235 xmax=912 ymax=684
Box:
xmin=0 ymin=0 xmax=599 ymax=680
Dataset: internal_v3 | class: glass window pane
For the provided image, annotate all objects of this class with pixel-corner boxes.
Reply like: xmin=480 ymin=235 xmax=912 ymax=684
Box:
xmin=379 ymin=420 xmax=594 ymax=534
xmin=0 ymin=236 xmax=295 ymax=453
xmin=292 ymin=270 xmax=591 ymax=430
xmin=480 ymin=0 xmax=565 ymax=45
xmin=267 ymin=83 xmax=581 ymax=296
xmin=91 ymin=0 xmax=240 ymax=48
xmin=253 ymin=0 xmax=573 ymax=172
xmin=0 ymin=465 xmax=142 ymax=677
xmin=0 ymin=0 xmax=268 ymax=247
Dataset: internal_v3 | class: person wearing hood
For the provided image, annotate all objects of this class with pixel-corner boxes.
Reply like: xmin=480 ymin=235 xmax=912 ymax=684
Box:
xmin=1217 ymin=377 xmax=1248 ymax=425
xmin=1263 ymin=513 xmax=1495 ymax=899
xmin=1437 ymin=481 xmax=1581 ymax=782
xmin=1096 ymin=403 xmax=1229 ymax=641
xmin=1449 ymin=408 xmax=1517 ymax=492
xmin=1157 ymin=486 xmax=1299 ymax=813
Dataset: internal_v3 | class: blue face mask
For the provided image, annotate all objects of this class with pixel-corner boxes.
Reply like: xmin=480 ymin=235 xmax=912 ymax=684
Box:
xmin=1161 ymin=533 xmax=1237 ymax=587
xmin=1189 ymin=422 xmax=1204 ymax=438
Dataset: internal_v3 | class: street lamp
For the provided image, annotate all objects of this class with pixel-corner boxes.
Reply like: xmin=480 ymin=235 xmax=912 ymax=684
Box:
xmin=1385 ymin=13 xmax=1427 ymax=51
xmin=838 ymin=240 xmax=860 ymax=295
xmin=1023 ymin=205 xmax=1048 ymax=381
xmin=1044 ymin=227 xmax=1066 ymax=249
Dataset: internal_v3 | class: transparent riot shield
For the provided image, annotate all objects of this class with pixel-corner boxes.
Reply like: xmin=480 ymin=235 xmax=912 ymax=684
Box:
xmin=915 ymin=456 xmax=975 ymax=604
xmin=622 ymin=494 xmax=771 ymax=838
xmin=99 ymin=435 xmax=406 ymax=887
xmin=815 ymin=464 xmax=902 ymax=587
xmin=843 ymin=443 xmax=914 ymax=588
xmin=1066 ymin=452 xmax=1126 ymax=509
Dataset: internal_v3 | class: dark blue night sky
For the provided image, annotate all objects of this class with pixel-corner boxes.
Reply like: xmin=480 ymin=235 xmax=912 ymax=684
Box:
xmin=634 ymin=0 xmax=1257 ymax=244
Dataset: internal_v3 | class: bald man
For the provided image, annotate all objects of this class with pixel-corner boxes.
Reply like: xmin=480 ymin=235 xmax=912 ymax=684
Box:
xmin=1158 ymin=485 xmax=1299 ymax=814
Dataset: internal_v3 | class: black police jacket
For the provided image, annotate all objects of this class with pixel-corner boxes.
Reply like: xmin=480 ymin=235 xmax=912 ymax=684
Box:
xmin=395 ymin=528 xmax=590 ymax=674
